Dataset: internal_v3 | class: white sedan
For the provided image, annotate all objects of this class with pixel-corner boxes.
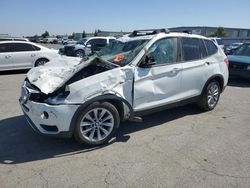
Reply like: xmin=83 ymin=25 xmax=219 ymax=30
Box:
xmin=0 ymin=41 xmax=60 ymax=71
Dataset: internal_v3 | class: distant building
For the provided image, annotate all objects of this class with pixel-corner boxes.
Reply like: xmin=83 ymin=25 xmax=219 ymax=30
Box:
xmin=169 ymin=26 xmax=250 ymax=44
xmin=95 ymin=30 xmax=129 ymax=37
xmin=74 ymin=30 xmax=129 ymax=40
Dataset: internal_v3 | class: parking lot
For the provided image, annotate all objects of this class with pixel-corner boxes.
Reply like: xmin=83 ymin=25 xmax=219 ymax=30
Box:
xmin=0 ymin=71 xmax=249 ymax=187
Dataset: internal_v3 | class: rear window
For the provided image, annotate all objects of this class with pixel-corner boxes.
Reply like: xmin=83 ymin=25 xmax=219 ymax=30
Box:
xmin=31 ymin=45 xmax=40 ymax=51
xmin=181 ymin=38 xmax=206 ymax=61
xmin=216 ymin=39 xmax=223 ymax=45
xmin=205 ymin=40 xmax=218 ymax=56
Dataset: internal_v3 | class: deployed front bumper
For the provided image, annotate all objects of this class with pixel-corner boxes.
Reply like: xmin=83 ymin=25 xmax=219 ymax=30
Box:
xmin=19 ymin=98 xmax=79 ymax=138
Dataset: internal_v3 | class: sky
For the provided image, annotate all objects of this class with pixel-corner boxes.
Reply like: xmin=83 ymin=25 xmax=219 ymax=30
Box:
xmin=0 ymin=0 xmax=250 ymax=37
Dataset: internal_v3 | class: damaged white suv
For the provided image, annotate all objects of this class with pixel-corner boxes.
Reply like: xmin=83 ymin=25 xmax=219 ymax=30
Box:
xmin=19 ymin=29 xmax=229 ymax=146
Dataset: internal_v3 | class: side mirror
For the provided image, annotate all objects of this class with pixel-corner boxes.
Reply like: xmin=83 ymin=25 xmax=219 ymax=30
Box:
xmin=86 ymin=44 xmax=92 ymax=48
xmin=140 ymin=54 xmax=156 ymax=68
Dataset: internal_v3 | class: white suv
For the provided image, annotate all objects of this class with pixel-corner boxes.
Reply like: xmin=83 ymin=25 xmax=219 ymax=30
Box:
xmin=19 ymin=29 xmax=229 ymax=146
xmin=0 ymin=41 xmax=60 ymax=71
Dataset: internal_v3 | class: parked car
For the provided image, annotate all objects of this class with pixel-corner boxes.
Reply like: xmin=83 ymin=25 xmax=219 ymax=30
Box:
xmin=61 ymin=37 xmax=116 ymax=58
xmin=19 ymin=29 xmax=228 ymax=146
xmin=225 ymin=42 xmax=243 ymax=55
xmin=62 ymin=39 xmax=77 ymax=45
xmin=228 ymin=42 xmax=250 ymax=79
xmin=0 ymin=41 xmax=60 ymax=71
xmin=210 ymin=37 xmax=224 ymax=50
xmin=46 ymin=38 xmax=58 ymax=44
xmin=0 ymin=37 xmax=29 ymax=42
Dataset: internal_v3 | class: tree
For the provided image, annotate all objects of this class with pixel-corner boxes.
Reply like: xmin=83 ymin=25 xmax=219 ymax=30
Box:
xmin=68 ymin=32 xmax=76 ymax=39
xmin=82 ymin=30 xmax=86 ymax=38
xmin=94 ymin=30 xmax=98 ymax=36
xmin=208 ymin=27 xmax=228 ymax=37
xmin=41 ymin=31 xmax=49 ymax=38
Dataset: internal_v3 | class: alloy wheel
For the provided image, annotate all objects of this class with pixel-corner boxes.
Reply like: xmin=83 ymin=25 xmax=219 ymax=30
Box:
xmin=79 ymin=108 xmax=114 ymax=142
xmin=207 ymin=83 xmax=219 ymax=108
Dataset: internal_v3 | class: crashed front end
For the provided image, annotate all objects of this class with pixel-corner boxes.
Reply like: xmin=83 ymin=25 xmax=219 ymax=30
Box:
xmin=19 ymin=57 xmax=134 ymax=137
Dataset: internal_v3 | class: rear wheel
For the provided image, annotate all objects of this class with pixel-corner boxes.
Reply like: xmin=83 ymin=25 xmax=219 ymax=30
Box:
xmin=35 ymin=58 xmax=49 ymax=66
xmin=74 ymin=102 xmax=120 ymax=146
xmin=198 ymin=80 xmax=221 ymax=111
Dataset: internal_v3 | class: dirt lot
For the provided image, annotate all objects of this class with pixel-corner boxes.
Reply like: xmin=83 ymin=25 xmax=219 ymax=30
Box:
xmin=0 ymin=71 xmax=250 ymax=188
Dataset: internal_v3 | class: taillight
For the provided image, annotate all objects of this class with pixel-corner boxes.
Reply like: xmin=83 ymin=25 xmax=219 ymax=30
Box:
xmin=224 ymin=58 xmax=229 ymax=67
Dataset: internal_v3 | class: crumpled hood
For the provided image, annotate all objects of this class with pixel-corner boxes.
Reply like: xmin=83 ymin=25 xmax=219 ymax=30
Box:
xmin=27 ymin=56 xmax=87 ymax=94
xmin=228 ymin=55 xmax=250 ymax=64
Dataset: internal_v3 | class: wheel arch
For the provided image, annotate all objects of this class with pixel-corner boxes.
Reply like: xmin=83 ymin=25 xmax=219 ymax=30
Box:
xmin=202 ymin=74 xmax=224 ymax=95
xmin=34 ymin=57 xmax=50 ymax=67
xmin=69 ymin=94 xmax=133 ymax=132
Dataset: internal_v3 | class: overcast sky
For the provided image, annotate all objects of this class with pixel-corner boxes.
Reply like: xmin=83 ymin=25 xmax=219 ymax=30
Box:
xmin=1 ymin=0 xmax=250 ymax=37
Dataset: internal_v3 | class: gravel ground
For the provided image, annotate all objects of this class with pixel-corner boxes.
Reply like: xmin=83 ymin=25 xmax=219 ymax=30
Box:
xmin=0 ymin=71 xmax=250 ymax=188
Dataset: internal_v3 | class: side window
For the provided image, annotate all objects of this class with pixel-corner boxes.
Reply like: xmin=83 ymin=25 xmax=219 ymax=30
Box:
xmin=0 ymin=39 xmax=12 ymax=41
xmin=13 ymin=43 xmax=35 ymax=52
xmin=109 ymin=39 xmax=115 ymax=43
xmin=0 ymin=43 xmax=12 ymax=53
xmin=147 ymin=38 xmax=178 ymax=65
xmin=205 ymin=40 xmax=218 ymax=56
xmin=182 ymin=38 xmax=205 ymax=61
xmin=95 ymin=39 xmax=107 ymax=46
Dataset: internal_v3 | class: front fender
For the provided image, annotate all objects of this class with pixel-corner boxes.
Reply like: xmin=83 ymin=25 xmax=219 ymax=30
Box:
xmin=68 ymin=94 xmax=134 ymax=132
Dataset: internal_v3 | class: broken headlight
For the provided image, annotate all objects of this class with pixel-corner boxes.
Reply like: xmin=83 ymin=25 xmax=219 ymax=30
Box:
xmin=47 ymin=86 xmax=70 ymax=105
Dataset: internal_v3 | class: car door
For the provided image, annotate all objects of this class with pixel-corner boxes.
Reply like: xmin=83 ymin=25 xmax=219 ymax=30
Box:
xmin=133 ymin=37 xmax=183 ymax=111
xmin=180 ymin=37 xmax=209 ymax=98
xmin=0 ymin=43 xmax=13 ymax=70
xmin=11 ymin=43 xmax=38 ymax=69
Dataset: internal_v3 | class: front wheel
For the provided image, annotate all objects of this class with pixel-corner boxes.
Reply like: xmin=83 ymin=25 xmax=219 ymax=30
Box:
xmin=198 ymin=80 xmax=221 ymax=111
xmin=75 ymin=50 xmax=85 ymax=58
xmin=74 ymin=102 xmax=120 ymax=146
xmin=35 ymin=58 xmax=49 ymax=66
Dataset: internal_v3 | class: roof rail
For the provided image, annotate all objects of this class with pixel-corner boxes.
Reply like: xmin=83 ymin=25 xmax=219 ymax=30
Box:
xmin=129 ymin=28 xmax=169 ymax=37
xmin=171 ymin=30 xmax=192 ymax=34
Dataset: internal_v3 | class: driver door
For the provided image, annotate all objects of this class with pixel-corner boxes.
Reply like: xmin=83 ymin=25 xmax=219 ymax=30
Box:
xmin=133 ymin=37 xmax=183 ymax=112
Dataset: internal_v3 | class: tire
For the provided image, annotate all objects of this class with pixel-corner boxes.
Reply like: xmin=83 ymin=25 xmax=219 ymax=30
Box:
xmin=75 ymin=50 xmax=85 ymax=58
xmin=35 ymin=58 xmax=49 ymax=66
xmin=198 ymin=80 xmax=221 ymax=111
xmin=74 ymin=102 xmax=120 ymax=146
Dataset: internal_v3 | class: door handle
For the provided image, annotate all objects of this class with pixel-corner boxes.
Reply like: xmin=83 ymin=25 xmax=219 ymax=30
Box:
xmin=170 ymin=68 xmax=181 ymax=74
xmin=5 ymin=55 xmax=11 ymax=59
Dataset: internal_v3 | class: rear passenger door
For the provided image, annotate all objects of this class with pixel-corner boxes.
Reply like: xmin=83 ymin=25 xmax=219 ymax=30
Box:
xmin=11 ymin=43 xmax=39 ymax=68
xmin=180 ymin=38 xmax=210 ymax=98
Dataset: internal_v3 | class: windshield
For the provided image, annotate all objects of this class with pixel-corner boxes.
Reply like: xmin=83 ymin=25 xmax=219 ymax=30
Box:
xmin=233 ymin=43 xmax=250 ymax=56
xmin=96 ymin=39 xmax=149 ymax=66
xmin=77 ymin=38 xmax=87 ymax=45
